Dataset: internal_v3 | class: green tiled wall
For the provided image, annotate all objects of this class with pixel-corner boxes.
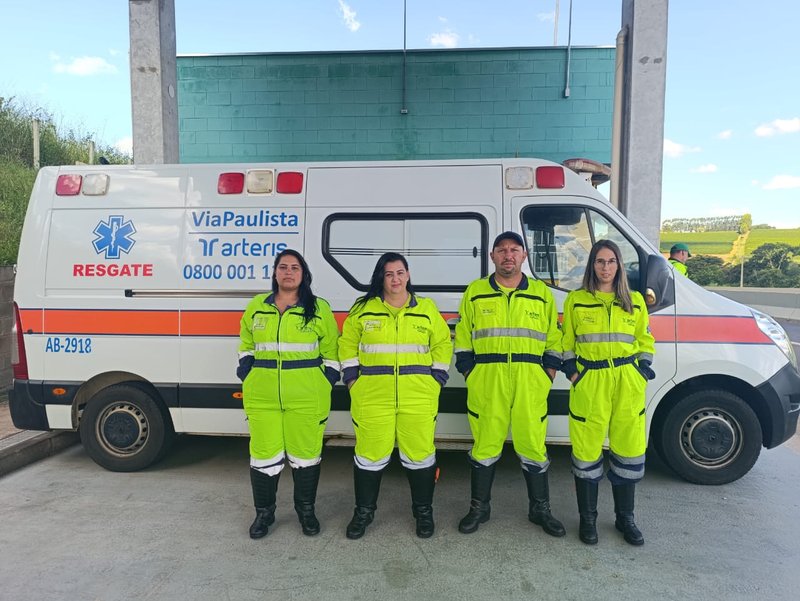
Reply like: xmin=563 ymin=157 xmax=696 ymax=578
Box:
xmin=177 ymin=48 xmax=614 ymax=164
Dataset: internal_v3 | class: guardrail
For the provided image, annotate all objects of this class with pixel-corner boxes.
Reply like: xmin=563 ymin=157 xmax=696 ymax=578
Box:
xmin=710 ymin=287 xmax=800 ymax=322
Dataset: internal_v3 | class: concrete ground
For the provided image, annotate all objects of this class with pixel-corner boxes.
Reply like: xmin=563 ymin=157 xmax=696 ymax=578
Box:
xmin=1 ymin=434 xmax=799 ymax=601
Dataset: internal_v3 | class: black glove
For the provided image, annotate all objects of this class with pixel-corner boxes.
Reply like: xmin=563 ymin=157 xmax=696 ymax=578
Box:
xmin=432 ymin=368 xmax=449 ymax=387
xmin=638 ymin=359 xmax=656 ymax=381
xmin=561 ymin=358 xmax=578 ymax=379
xmin=236 ymin=355 xmax=255 ymax=382
xmin=324 ymin=367 xmax=340 ymax=387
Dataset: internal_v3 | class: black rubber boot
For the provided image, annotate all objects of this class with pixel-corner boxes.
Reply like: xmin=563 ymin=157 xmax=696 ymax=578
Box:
xmin=613 ymin=483 xmax=644 ymax=546
xmin=523 ymin=469 xmax=566 ymax=537
xmin=345 ymin=465 xmax=383 ymax=540
xmin=292 ymin=464 xmax=321 ymax=536
xmin=249 ymin=468 xmax=280 ymax=539
xmin=458 ymin=460 xmax=496 ymax=534
xmin=575 ymin=476 xmax=599 ymax=545
xmin=406 ymin=465 xmax=437 ymax=539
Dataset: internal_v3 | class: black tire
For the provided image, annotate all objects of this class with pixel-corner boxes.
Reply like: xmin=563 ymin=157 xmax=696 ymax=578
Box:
xmin=657 ymin=389 xmax=762 ymax=485
xmin=79 ymin=383 xmax=175 ymax=472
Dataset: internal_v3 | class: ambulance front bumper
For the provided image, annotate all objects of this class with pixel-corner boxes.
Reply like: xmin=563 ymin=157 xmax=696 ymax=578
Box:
xmin=756 ymin=362 xmax=800 ymax=448
xmin=8 ymin=379 xmax=50 ymax=431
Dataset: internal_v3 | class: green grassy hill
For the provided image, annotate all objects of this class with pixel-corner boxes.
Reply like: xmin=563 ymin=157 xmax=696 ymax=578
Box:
xmin=659 ymin=231 xmax=738 ymax=255
xmin=744 ymin=229 xmax=800 ymax=253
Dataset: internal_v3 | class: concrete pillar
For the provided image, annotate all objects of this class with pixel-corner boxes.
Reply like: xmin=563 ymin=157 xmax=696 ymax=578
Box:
xmin=619 ymin=0 xmax=668 ymax=247
xmin=129 ymin=0 xmax=179 ymax=164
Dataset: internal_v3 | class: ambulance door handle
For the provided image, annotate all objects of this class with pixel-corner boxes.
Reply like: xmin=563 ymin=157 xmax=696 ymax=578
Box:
xmin=473 ymin=246 xmax=478 ymax=258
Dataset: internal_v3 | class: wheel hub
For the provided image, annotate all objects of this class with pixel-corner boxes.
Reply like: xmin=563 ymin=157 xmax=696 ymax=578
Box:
xmin=681 ymin=409 xmax=739 ymax=466
xmin=98 ymin=403 xmax=149 ymax=455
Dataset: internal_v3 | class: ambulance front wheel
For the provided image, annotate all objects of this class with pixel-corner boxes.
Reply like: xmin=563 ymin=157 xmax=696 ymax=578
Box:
xmin=79 ymin=383 xmax=175 ymax=472
xmin=657 ymin=389 xmax=762 ymax=485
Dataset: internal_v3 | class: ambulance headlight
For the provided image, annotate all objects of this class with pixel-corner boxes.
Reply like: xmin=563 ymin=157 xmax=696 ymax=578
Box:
xmin=753 ymin=310 xmax=798 ymax=370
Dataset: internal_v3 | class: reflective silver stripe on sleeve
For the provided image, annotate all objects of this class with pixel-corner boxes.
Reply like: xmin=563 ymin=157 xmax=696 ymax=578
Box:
xmin=575 ymin=333 xmax=636 ymax=344
xmin=341 ymin=358 xmax=360 ymax=369
xmin=322 ymin=359 xmax=341 ymax=370
xmin=472 ymin=327 xmax=547 ymax=341
xmin=238 ymin=351 xmax=254 ymax=359
xmin=431 ymin=362 xmax=450 ymax=371
xmin=454 ymin=347 xmax=472 ymax=354
xmin=637 ymin=352 xmax=654 ymax=363
xmin=562 ymin=350 xmax=576 ymax=360
xmin=544 ymin=350 xmax=563 ymax=360
xmin=359 ymin=343 xmax=430 ymax=354
xmin=254 ymin=341 xmax=320 ymax=352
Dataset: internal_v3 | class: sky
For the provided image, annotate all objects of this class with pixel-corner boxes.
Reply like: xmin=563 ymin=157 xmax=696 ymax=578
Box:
xmin=1 ymin=0 xmax=798 ymax=228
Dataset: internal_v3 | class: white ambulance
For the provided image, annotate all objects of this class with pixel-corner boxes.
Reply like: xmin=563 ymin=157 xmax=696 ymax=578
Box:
xmin=10 ymin=158 xmax=799 ymax=484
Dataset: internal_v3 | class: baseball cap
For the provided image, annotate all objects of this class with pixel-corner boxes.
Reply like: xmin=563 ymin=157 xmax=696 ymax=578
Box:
xmin=670 ymin=242 xmax=691 ymax=257
xmin=492 ymin=231 xmax=525 ymax=249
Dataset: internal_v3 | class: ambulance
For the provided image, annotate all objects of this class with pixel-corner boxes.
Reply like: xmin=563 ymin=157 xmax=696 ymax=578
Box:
xmin=9 ymin=158 xmax=799 ymax=484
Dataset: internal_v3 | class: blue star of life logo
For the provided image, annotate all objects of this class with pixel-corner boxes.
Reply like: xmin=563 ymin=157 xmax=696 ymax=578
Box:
xmin=93 ymin=215 xmax=136 ymax=259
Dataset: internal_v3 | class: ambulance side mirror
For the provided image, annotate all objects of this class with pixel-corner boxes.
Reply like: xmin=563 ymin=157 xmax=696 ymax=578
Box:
xmin=643 ymin=254 xmax=675 ymax=312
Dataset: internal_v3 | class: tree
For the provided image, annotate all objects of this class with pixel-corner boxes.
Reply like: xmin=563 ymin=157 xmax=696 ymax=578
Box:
xmin=747 ymin=243 xmax=798 ymax=272
xmin=686 ymin=255 xmax=736 ymax=286
xmin=738 ymin=213 xmax=752 ymax=234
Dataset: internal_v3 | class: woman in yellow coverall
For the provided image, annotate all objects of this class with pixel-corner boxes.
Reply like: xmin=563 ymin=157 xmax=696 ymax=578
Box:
xmin=237 ymin=249 xmax=340 ymax=539
xmin=339 ymin=252 xmax=452 ymax=539
xmin=561 ymin=239 xmax=655 ymax=546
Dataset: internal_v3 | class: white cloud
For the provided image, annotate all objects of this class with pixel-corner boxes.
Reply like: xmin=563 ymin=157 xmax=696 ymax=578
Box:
xmin=52 ymin=55 xmax=117 ymax=76
xmin=438 ymin=16 xmax=448 ymax=24
xmin=690 ymin=164 xmax=717 ymax=173
xmin=114 ymin=137 xmax=133 ymax=156
xmin=717 ymin=130 xmax=732 ymax=140
xmin=338 ymin=0 xmax=361 ymax=32
xmin=429 ymin=30 xmax=459 ymax=48
xmin=663 ymin=138 xmax=701 ymax=159
xmin=754 ymin=117 xmax=800 ymax=137
xmin=537 ymin=11 xmax=555 ymax=22
xmin=109 ymin=48 xmax=120 ymax=57
xmin=762 ymin=175 xmax=800 ymax=190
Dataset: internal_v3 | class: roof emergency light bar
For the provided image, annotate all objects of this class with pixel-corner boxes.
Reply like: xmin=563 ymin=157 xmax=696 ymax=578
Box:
xmin=504 ymin=166 xmax=565 ymax=190
xmin=55 ymin=173 xmax=110 ymax=196
xmin=217 ymin=170 xmax=303 ymax=195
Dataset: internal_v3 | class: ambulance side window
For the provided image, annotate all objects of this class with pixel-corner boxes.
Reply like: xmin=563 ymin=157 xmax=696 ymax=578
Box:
xmin=323 ymin=213 xmax=488 ymax=292
xmin=520 ymin=206 xmax=641 ymax=291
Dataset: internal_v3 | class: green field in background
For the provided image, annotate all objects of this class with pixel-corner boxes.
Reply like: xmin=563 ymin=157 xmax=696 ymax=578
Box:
xmin=744 ymin=229 xmax=800 ymax=253
xmin=659 ymin=231 xmax=738 ymax=255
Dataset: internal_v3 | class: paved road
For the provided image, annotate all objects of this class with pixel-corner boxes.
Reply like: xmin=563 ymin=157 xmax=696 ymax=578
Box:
xmin=2 ymin=433 xmax=800 ymax=601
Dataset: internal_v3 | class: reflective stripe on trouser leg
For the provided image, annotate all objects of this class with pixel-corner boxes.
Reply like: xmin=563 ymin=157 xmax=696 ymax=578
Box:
xmin=400 ymin=451 xmax=436 ymax=470
xmin=571 ymin=454 xmax=604 ymax=482
xmin=251 ymin=452 xmax=285 ymax=477
xmin=607 ymin=451 xmax=645 ymax=484
xmin=510 ymin=363 xmax=552 ymax=472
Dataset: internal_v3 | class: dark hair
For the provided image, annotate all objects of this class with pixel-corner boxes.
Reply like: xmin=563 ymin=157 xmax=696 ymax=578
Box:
xmin=581 ymin=239 xmax=633 ymax=313
xmin=271 ymin=249 xmax=318 ymax=324
xmin=352 ymin=252 xmax=413 ymax=311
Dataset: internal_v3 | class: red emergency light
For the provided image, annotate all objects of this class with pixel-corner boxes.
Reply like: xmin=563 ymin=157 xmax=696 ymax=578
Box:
xmin=217 ymin=172 xmax=245 ymax=194
xmin=276 ymin=171 xmax=303 ymax=194
xmin=56 ymin=174 xmax=82 ymax=196
xmin=535 ymin=166 xmax=565 ymax=189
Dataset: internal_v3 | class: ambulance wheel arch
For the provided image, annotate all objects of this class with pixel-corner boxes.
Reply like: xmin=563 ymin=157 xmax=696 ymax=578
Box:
xmin=650 ymin=383 xmax=763 ymax=485
xmin=78 ymin=381 xmax=175 ymax=472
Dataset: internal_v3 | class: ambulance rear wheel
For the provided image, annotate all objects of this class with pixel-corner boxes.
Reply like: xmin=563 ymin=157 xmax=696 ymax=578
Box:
xmin=657 ymin=389 xmax=761 ymax=485
xmin=79 ymin=383 xmax=175 ymax=472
